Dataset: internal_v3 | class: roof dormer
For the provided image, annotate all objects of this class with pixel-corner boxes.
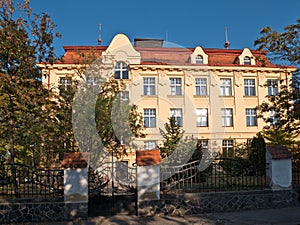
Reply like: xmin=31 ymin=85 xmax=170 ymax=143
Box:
xmin=190 ymin=46 xmax=208 ymax=64
xmin=238 ymin=48 xmax=255 ymax=66
xmin=102 ymin=33 xmax=141 ymax=65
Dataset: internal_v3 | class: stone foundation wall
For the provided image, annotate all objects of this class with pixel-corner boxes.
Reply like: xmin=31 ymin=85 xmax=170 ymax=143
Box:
xmin=0 ymin=199 xmax=88 ymax=223
xmin=138 ymin=190 xmax=300 ymax=216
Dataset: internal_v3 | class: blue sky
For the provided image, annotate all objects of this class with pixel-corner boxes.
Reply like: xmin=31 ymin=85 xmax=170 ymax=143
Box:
xmin=31 ymin=0 xmax=300 ymax=57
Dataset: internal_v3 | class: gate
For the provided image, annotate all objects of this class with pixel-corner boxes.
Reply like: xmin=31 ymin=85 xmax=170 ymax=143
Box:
xmin=88 ymin=160 xmax=137 ymax=216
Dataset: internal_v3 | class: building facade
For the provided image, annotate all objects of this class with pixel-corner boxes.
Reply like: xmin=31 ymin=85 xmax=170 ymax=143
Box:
xmin=40 ymin=34 xmax=295 ymax=159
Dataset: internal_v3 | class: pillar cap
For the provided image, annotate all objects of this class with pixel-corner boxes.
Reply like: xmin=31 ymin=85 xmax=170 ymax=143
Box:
xmin=266 ymin=146 xmax=291 ymax=160
xmin=61 ymin=152 xmax=90 ymax=168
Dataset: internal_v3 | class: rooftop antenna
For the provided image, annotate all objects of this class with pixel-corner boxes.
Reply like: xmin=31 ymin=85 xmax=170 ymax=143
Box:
xmin=224 ymin=27 xmax=230 ymax=49
xmin=98 ymin=23 xmax=102 ymax=46
xmin=165 ymin=31 xmax=168 ymax=48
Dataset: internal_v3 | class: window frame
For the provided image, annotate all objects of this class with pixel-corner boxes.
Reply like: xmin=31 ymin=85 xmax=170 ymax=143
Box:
xmin=170 ymin=78 xmax=182 ymax=96
xmin=143 ymin=77 xmax=156 ymax=96
xmin=58 ymin=76 xmax=72 ymax=94
xmin=144 ymin=141 xmax=157 ymax=150
xmin=267 ymin=79 xmax=279 ymax=96
xmin=220 ymin=78 xmax=232 ymax=96
xmin=222 ymin=139 xmax=234 ymax=158
xmin=221 ymin=108 xmax=233 ymax=127
xmin=245 ymin=108 xmax=257 ymax=126
xmin=196 ymin=108 xmax=208 ymax=127
xmin=244 ymin=79 xmax=256 ymax=96
xmin=170 ymin=108 xmax=183 ymax=127
xmin=195 ymin=55 xmax=204 ymax=64
xmin=195 ymin=78 xmax=208 ymax=96
xmin=114 ymin=62 xmax=129 ymax=79
xmin=244 ymin=56 xmax=251 ymax=65
xmin=143 ymin=108 xmax=156 ymax=128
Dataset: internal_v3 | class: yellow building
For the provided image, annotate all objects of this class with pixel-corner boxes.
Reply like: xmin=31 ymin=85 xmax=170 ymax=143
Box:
xmin=40 ymin=33 xmax=296 ymax=159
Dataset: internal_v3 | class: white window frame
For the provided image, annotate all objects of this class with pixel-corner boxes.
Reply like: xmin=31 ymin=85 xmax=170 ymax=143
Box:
xmin=144 ymin=141 xmax=157 ymax=150
xmin=114 ymin=62 xmax=129 ymax=79
xmin=195 ymin=55 xmax=204 ymax=64
xmin=222 ymin=140 xmax=234 ymax=157
xmin=143 ymin=109 xmax=156 ymax=128
xmin=170 ymin=108 xmax=183 ymax=127
xmin=244 ymin=56 xmax=251 ymax=65
xmin=220 ymin=79 xmax=232 ymax=96
xmin=143 ymin=77 xmax=156 ymax=96
xmin=269 ymin=110 xmax=278 ymax=125
xmin=196 ymin=108 xmax=208 ymax=127
xmin=199 ymin=140 xmax=208 ymax=150
xmin=267 ymin=79 xmax=278 ymax=96
xmin=58 ymin=77 xmax=72 ymax=93
xmin=221 ymin=108 xmax=233 ymax=127
xmin=195 ymin=78 xmax=207 ymax=96
xmin=170 ymin=78 xmax=182 ymax=96
xmin=246 ymin=108 xmax=257 ymax=126
xmin=244 ymin=79 xmax=256 ymax=96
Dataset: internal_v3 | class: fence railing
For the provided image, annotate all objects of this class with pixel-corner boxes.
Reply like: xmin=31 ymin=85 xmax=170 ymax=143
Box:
xmin=0 ymin=163 xmax=64 ymax=199
xmin=292 ymin=158 xmax=300 ymax=187
xmin=161 ymin=158 xmax=267 ymax=193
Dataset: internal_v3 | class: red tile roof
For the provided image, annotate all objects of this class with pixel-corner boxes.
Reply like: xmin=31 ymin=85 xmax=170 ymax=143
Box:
xmin=60 ymin=45 xmax=279 ymax=68
xmin=266 ymin=146 xmax=292 ymax=159
xmin=61 ymin=152 xmax=90 ymax=168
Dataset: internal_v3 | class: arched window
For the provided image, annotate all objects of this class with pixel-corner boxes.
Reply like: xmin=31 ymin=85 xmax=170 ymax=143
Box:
xmin=114 ymin=62 xmax=129 ymax=79
xmin=195 ymin=55 xmax=204 ymax=64
xmin=244 ymin=56 xmax=251 ymax=65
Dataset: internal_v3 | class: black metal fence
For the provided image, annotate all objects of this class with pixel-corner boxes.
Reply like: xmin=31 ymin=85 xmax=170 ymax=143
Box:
xmin=0 ymin=163 xmax=64 ymax=199
xmin=292 ymin=158 xmax=300 ymax=187
xmin=161 ymin=158 xmax=267 ymax=193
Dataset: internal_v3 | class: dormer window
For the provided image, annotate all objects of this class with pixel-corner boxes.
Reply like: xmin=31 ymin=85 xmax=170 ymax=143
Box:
xmin=114 ymin=62 xmax=128 ymax=79
xmin=195 ymin=55 xmax=204 ymax=64
xmin=244 ymin=56 xmax=251 ymax=65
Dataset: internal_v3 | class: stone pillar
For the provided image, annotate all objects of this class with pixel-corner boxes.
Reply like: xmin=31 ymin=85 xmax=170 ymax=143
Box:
xmin=266 ymin=146 xmax=292 ymax=189
xmin=136 ymin=150 xmax=161 ymax=202
xmin=61 ymin=152 xmax=90 ymax=219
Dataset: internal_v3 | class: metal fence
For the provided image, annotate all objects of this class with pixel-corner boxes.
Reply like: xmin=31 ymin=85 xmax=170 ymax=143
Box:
xmin=161 ymin=158 xmax=267 ymax=193
xmin=292 ymin=158 xmax=300 ymax=187
xmin=0 ymin=163 xmax=64 ymax=199
xmin=89 ymin=161 xmax=136 ymax=197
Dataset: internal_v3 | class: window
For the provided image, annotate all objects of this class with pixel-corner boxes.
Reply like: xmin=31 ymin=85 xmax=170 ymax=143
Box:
xmin=195 ymin=78 xmax=207 ymax=96
xmin=199 ymin=140 xmax=208 ymax=151
xmin=144 ymin=141 xmax=156 ymax=150
xmin=244 ymin=79 xmax=256 ymax=96
xmin=114 ymin=62 xmax=128 ymax=79
xmin=269 ymin=110 xmax=278 ymax=125
xmin=58 ymin=77 xmax=72 ymax=94
xmin=120 ymin=91 xmax=129 ymax=101
xmin=220 ymin=79 xmax=232 ymax=96
xmin=143 ymin=109 xmax=156 ymax=128
xmin=195 ymin=55 xmax=203 ymax=64
xmin=246 ymin=108 xmax=257 ymax=126
xmin=222 ymin=140 xmax=234 ymax=158
xmin=86 ymin=76 xmax=99 ymax=86
xmin=221 ymin=108 xmax=233 ymax=127
xmin=267 ymin=79 xmax=278 ymax=96
xmin=143 ymin=77 xmax=156 ymax=95
xmin=170 ymin=108 xmax=183 ymax=126
xmin=196 ymin=108 xmax=208 ymax=127
xmin=244 ymin=56 xmax=251 ymax=65
xmin=170 ymin=78 xmax=182 ymax=96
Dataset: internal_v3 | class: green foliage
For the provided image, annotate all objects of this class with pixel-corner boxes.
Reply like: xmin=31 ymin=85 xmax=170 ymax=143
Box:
xmin=158 ymin=116 xmax=184 ymax=159
xmin=255 ymin=18 xmax=300 ymax=148
xmin=0 ymin=0 xmax=61 ymax=167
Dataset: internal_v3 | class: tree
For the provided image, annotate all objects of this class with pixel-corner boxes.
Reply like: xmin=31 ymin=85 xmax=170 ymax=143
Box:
xmin=255 ymin=18 xmax=300 ymax=150
xmin=158 ymin=116 xmax=184 ymax=159
xmin=0 ymin=0 xmax=61 ymax=167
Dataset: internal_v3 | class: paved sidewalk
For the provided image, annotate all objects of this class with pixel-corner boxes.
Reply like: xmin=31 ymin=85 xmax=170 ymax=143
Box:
xmin=7 ymin=206 xmax=300 ymax=225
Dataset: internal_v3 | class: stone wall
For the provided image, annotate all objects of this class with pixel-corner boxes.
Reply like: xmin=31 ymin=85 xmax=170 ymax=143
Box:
xmin=0 ymin=198 xmax=87 ymax=223
xmin=138 ymin=190 xmax=300 ymax=216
